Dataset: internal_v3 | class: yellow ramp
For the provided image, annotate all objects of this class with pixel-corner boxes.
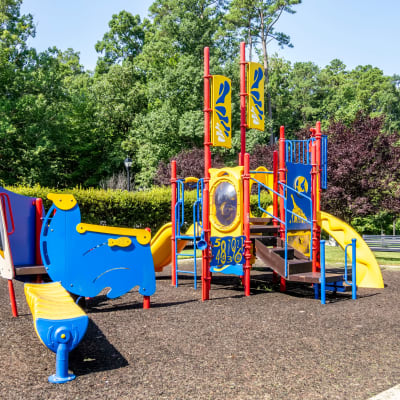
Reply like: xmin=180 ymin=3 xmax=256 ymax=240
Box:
xmin=151 ymin=223 xmax=194 ymax=272
xmin=318 ymin=211 xmax=384 ymax=288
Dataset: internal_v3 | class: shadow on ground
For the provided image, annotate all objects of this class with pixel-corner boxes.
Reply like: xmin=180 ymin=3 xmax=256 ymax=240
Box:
xmin=69 ymin=319 xmax=128 ymax=376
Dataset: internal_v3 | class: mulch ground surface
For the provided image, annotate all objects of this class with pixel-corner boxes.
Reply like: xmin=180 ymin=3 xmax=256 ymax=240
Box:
xmin=0 ymin=263 xmax=399 ymax=400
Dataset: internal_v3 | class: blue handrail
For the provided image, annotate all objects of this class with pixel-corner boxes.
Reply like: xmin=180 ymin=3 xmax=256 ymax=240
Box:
xmin=344 ymin=238 xmax=357 ymax=300
xmin=285 ymin=136 xmax=328 ymax=190
xmin=286 ymin=139 xmax=312 ymax=164
xmin=321 ymin=135 xmax=328 ymax=189
xmin=250 ymin=174 xmax=313 ymax=278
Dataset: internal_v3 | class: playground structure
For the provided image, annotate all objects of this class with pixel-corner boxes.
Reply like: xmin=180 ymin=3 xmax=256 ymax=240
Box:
xmin=0 ymin=42 xmax=386 ymax=383
xmin=169 ymin=43 xmax=384 ymax=303
xmin=40 ymin=193 xmax=156 ymax=305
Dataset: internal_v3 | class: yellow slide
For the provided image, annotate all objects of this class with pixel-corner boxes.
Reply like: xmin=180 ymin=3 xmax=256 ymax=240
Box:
xmin=150 ymin=223 xmax=196 ymax=272
xmin=318 ymin=211 xmax=384 ymax=288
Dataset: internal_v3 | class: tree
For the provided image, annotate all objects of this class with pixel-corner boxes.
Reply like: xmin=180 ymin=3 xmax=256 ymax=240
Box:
xmin=95 ymin=11 xmax=146 ymax=73
xmin=318 ymin=63 xmax=400 ymax=132
xmin=227 ymin=0 xmax=302 ymax=144
xmin=267 ymin=57 xmax=400 ymax=135
xmin=88 ymin=60 xmax=149 ymax=185
xmin=0 ymin=0 xmax=36 ymax=183
xmin=0 ymin=0 xmax=35 ymax=61
xmin=121 ymin=0 xmax=236 ymax=186
xmin=1 ymin=47 xmax=93 ymax=187
xmin=154 ymin=147 xmax=225 ymax=186
xmin=321 ymin=114 xmax=400 ymax=228
xmin=225 ymin=0 xmax=258 ymax=60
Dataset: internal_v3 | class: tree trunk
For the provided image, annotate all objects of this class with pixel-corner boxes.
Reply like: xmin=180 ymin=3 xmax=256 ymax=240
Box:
xmin=259 ymin=8 xmax=273 ymax=145
xmin=248 ymin=17 xmax=252 ymax=61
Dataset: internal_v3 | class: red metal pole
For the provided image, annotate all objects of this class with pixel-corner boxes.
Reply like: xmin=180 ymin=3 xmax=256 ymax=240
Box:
xmin=171 ymin=160 xmax=177 ymax=286
xmin=8 ymin=280 xmax=18 ymax=317
xmin=272 ymin=150 xmax=279 ymax=283
xmin=273 ymin=150 xmax=278 ymax=227
xmin=202 ymin=47 xmax=212 ymax=301
xmin=202 ymin=187 xmax=211 ymax=300
xmin=239 ymin=42 xmax=247 ymax=167
xmin=315 ymin=121 xmax=322 ymax=270
xmin=243 ymin=153 xmax=251 ymax=296
xmin=278 ymin=126 xmax=286 ymax=292
xmin=143 ymin=296 xmax=150 ymax=309
xmin=278 ymin=126 xmax=286 ymax=241
xmin=311 ymin=142 xmax=318 ymax=273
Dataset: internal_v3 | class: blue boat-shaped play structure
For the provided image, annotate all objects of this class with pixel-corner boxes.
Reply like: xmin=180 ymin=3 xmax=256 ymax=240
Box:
xmin=40 ymin=193 xmax=156 ymax=300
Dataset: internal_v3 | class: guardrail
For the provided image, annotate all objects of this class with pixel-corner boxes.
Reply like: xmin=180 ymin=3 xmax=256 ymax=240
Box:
xmin=362 ymin=235 xmax=400 ymax=252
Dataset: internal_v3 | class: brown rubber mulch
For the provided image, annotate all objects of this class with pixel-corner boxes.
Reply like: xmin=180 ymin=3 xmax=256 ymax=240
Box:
xmin=0 ymin=264 xmax=399 ymax=400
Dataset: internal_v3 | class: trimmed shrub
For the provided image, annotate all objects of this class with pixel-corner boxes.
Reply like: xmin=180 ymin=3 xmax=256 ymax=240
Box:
xmin=6 ymin=185 xmax=271 ymax=234
xmin=7 ymin=185 xmax=172 ymax=233
xmin=154 ymin=147 xmax=225 ymax=186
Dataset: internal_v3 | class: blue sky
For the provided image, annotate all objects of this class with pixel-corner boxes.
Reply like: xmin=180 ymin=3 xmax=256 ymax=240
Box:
xmin=21 ymin=0 xmax=399 ymax=76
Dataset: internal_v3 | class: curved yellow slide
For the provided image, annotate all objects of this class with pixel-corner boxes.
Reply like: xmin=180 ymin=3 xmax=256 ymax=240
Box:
xmin=318 ymin=211 xmax=384 ymax=288
xmin=150 ymin=223 xmax=195 ymax=272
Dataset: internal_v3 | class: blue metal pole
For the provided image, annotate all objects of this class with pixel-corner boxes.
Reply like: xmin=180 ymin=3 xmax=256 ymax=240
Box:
xmin=320 ymin=240 xmax=326 ymax=305
xmin=314 ymin=283 xmax=319 ymax=299
xmin=49 ymin=342 xmax=75 ymax=383
xmin=284 ymin=197 xmax=288 ymax=278
xmin=352 ymin=238 xmax=357 ymax=300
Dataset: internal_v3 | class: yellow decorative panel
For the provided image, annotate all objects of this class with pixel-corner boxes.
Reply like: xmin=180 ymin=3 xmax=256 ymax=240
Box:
xmin=247 ymin=62 xmax=264 ymax=131
xmin=211 ymin=75 xmax=232 ymax=148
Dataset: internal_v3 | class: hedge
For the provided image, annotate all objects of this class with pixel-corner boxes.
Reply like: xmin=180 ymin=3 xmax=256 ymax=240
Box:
xmin=5 ymin=185 xmax=272 ymax=234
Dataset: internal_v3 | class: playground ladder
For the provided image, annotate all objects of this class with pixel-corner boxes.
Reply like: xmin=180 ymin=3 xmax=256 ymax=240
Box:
xmin=174 ymin=179 xmax=204 ymax=289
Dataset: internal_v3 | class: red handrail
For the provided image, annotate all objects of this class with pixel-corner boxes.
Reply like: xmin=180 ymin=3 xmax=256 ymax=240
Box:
xmin=0 ymin=193 xmax=15 ymax=235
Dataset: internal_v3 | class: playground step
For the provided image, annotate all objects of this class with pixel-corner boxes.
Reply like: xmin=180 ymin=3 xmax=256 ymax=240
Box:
xmin=288 ymin=271 xmax=344 ymax=284
xmin=249 ymin=217 xmax=273 ymax=225
xmin=250 ymin=235 xmax=278 ymax=247
xmin=250 ymin=225 xmax=280 ymax=234
xmin=254 ymin=239 xmax=312 ymax=278
xmin=287 ymin=259 xmax=313 ymax=275
xmin=276 ymin=237 xmax=309 ymax=260
xmin=254 ymin=239 xmax=285 ymax=276
xmin=271 ymin=247 xmax=295 ymax=259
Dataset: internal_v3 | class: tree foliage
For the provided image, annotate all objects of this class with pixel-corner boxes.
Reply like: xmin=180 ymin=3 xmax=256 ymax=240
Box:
xmin=269 ymin=57 xmax=400 ymax=135
xmin=154 ymin=147 xmax=225 ymax=186
xmin=1 ymin=0 xmax=400 ymax=236
xmin=321 ymin=114 xmax=400 ymax=223
xmin=95 ymin=11 xmax=146 ymax=74
xmin=226 ymin=0 xmax=301 ymax=143
xmin=120 ymin=0 xmax=237 ymax=186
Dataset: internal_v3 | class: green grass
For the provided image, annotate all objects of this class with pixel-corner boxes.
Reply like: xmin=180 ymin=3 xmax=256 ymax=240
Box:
xmin=368 ymin=251 xmax=400 ymax=266
xmin=178 ymin=249 xmax=202 ymax=259
xmin=325 ymin=245 xmax=400 ymax=266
